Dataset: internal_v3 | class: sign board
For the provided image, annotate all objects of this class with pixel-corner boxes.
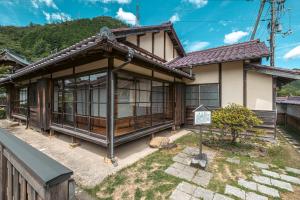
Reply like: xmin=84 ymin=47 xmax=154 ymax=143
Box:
xmin=194 ymin=111 xmax=211 ymax=125
xmin=193 ymin=105 xmax=212 ymax=126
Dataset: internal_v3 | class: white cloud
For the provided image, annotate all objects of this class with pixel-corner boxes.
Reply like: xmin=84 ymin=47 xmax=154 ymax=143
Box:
xmin=224 ymin=31 xmax=249 ymax=44
xmin=32 ymin=0 xmax=58 ymax=9
xmin=186 ymin=41 xmax=210 ymax=52
xmin=284 ymin=45 xmax=300 ymax=60
xmin=86 ymin=0 xmax=131 ymax=4
xmin=116 ymin=8 xmax=136 ymax=25
xmin=170 ymin=13 xmax=180 ymax=23
xmin=43 ymin=11 xmax=71 ymax=23
xmin=185 ymin=0 xmax=208 ymax=8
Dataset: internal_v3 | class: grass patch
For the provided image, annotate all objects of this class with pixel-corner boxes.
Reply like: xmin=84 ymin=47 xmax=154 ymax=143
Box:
xmin=84 ymin=130 xmax=300 ymax=199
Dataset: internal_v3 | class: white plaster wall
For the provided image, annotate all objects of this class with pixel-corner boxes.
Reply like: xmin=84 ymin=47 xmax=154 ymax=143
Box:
xmin=154 ymin=31 xmax=164 ymax=58
xmin=246 ymin=71 xmax=273 ymax=110
xmin=154 ymin=71 xmax=174 ymax=82
xmin=126 ymin=35 xmax=137 ymax=45
xmin=75 ymin=59 xmax=108 ymax=74
xmin=140 ymin=33 xmax=152 ymax=53
xmin=114 ymin=59 xmax=152 ymax=76
xmin=184 ymin=64 xmax=219 ymax=85
xmin=165 ymin=33 xmax=174 ymax=61
xmin=221 ymin=61 xmax=244 ymax=107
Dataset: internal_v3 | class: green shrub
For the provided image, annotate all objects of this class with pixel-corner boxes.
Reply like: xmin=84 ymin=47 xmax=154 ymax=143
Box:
xmin=212 ymin=103 xmax=262 ymax=143
xmin=0 ymin=108 xmax=6 ymax=119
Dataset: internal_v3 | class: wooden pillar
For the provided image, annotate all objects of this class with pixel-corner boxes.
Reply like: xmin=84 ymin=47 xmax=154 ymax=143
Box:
xmin=243 ymin=64 xmax=247 ymax=107
xmin=0 ymin=144 xmax=7 ymax=200
xmin=107 ymin=57 xmax=116 ymax=163
xmin=37 ymin=78 xmax=51 ymax=131
xmin=5 ymin=84 xmax=13 ymax=120
xmin=218 ymin=63 xmax=222 ymax=108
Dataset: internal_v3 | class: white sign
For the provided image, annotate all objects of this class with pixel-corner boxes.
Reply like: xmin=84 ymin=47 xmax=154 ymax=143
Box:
xmin=194 ymin=111 xmax=211 ymax=125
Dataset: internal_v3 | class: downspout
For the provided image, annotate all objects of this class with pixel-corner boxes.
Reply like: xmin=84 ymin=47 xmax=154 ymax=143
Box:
xmin=108 ymin=47 xmax=134 ymax=167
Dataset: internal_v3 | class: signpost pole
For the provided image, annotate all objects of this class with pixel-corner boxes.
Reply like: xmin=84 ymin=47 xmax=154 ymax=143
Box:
xmin=199 ymin=125 xmax=203 ymax=159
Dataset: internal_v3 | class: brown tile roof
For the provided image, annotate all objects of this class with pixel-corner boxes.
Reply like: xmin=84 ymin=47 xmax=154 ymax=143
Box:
xmin=167 ymin=40 xmax=269 ymax=68
xmin=0 ymin=31 xmax=192 ymax=84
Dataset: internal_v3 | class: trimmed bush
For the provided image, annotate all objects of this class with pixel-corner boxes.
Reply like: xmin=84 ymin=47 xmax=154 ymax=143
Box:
xmin=212 ymin=103 xmax=262 ymax=143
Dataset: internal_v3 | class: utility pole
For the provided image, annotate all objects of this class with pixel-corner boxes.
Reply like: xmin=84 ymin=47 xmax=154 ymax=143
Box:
xmin=251 ymin=0 xmax=290 ymax=67
xmin=136 ymin=0 xmax=140 ymax=26
xmin=270 ymin=0 xmax=276 ymax=66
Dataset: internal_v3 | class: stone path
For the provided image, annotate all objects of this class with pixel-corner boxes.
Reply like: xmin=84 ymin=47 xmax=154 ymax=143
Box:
xmin=259 ymin=168 xmax=300 ymax=185
xmin=170 ymin=182 xmax=234 ymax=200
xmin=226 ymin=157 xmax=240 ymax=164
xmin=253 ymin=161 xmax=269 ymax=169
xmin=277 ymin=128 xmax=300 ymax=154
xmin=165 ymin=147 xmax=215 ymax=187
xmin=285 ymin=167 xmax=300 ymax=175
xmin=168 ymin=147 xmax=300 ymax=200
xmin=252 ymin=175 xmax=293 ymax=192
xmin=225 ymin=184 xmax=268 ymax=200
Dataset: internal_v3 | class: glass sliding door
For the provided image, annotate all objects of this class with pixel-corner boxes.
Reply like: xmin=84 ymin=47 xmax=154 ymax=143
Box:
xmin=13 ymin=87 xmax=28 ymax=116
xmin=52 ymin=70 xmax=107 ymax=138
xmin=115 ymin=72 xmax=174 ymax=136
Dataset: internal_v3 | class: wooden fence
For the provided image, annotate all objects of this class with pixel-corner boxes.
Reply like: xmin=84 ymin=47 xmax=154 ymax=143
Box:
xmin=277 ymin=102 xmax=300 ymax=132
xmin=0 ymin=128 xmax=75 ymax=200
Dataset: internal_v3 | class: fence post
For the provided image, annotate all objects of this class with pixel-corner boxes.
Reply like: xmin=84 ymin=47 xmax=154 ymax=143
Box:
xmin=0 ymin=144 xmax=7 ymax=200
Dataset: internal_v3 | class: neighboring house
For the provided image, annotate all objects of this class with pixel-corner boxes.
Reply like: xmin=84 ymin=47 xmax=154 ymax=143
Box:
xmin=277 ymin=96 xmax=300 ymax=131
xmin=0 ymin=22 xmax=299 ymax=161
xmin=0 ymin=49 xmax=30 ymax=73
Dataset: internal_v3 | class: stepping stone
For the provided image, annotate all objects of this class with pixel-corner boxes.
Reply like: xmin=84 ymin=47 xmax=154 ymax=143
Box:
xmin=165 ymin=166 xmax=181 ymax=177
xmin=170 ymin=189 xmax=192 ymax=200
xmin=193 ymin=186 xmax=215 ymax=200
xmin=257 ymin=184 xmax=280 ymax=198
xmin=177 ymin=182 xmax=197 ymax=195
xmin=238 ymin=179 xmax=257 ymax=191
xmin=171 ymin=162 xmax=186 ymax=171
xmin=213 ymin=193 xmax=234 ymax=200
xmin=225 ymin=185 xmax=246 ymax=199
xmin=253 ymin=175 xmax=271 ymax=185
xmin=262 ymin=169 xmax=280 ymax=179
xmin=182 ymin=147 xmax=199 ymax=156
xmin=246 ymin=192 xmax=268 ymax=200
xmin=253 ymin=162 xmax=269 ymax=169
xmin=285 ymin=167 xmax=300 ymax=175
xmin=280 ymin=174 xmax=300 ymax=185
xmin=192 ymin=169 xmax=213 ymax=187
xmin=252 ymin=174 xmax=292 ymax=191
xmin=226 ymin=157 xmax=240 ymax=164
xmin=270 ymin=178 xmax=293 ymax=192
xmin=173 ymin=153 xmax=191 ymax=165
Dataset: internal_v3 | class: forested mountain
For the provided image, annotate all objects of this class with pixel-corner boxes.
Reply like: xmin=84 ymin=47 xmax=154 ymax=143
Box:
xmin=0 ymin=16 xmax=127 ymax=62
xmin=278 ymin=80 xmax=300 ymax=97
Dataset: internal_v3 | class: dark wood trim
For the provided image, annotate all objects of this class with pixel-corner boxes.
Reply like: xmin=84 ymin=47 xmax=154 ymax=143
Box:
xmin=272 ymin=77 xmax=277 ymax=110
xmin=243 ymin=62 xmax=247 ymax=107
xmin=137 ymin=35 xmax=141 ymax=47
xmin=164 ymin=31 xmax=166 ymax=60
xmin=218 ymin=63 xmax=222 ymax=107
xmin=152 ymin=33 xmax=155 ymax=54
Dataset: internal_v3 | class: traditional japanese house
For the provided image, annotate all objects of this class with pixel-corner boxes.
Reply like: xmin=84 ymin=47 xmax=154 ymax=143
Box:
xmin=0 ymin=22 xmax=299 ymax=162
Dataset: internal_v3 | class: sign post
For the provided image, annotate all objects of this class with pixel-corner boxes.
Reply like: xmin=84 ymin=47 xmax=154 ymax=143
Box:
xmin=192 ymin=105 xmax=212 ymax=169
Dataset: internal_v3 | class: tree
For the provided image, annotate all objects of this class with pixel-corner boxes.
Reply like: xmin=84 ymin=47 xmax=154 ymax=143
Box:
xmin=212 ymin=103 xmax=262 ymax=143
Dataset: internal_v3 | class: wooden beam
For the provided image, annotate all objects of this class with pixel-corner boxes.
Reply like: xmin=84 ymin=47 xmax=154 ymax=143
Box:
xmin=243 ymin=63 xmax=247 ymax=107
xmin=163 ymin=31 xmax=166 ymax=60
xmin=218 ymin=65 xmax=221 ymax=107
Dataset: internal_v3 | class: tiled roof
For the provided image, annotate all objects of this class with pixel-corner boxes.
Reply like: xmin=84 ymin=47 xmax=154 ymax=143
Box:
xmin=277 ymin=96 xmax=300 ymax=105
xmin=0 ymin=49 xmax=30 ymax=66
xmin=167 ymin=40 xmax=269 ymax=68
xmin=0 ymin=30 xmax=192 ymax=84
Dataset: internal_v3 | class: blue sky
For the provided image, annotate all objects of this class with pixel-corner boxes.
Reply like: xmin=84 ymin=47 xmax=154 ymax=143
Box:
xmin=1 ymin=0 xmax=300 ymax=69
